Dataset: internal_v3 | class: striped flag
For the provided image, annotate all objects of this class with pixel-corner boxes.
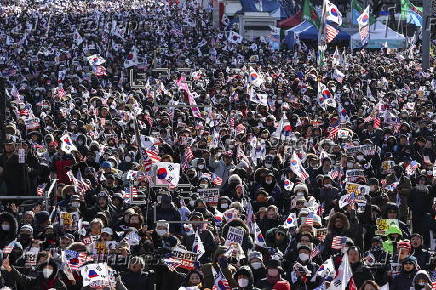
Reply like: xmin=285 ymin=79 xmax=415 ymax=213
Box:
xmin=357 ymin=6 xmax=370 ymax=45
xmin=182 ymin=146 xmax=194 ymax=169
xmin=93 ymin=65 xmax=107 ymax=76
xmin=328 ymin=127 xmax=340 ymax=139
xmin=310 ymin=245 xmax=320 ymax=259
xmin=211 ymin=174 xmax=223 ymax=186
xmin=303 ymin=217 xmax=314 ymax=226
xmin=229 ymin=117 xmax=235 ymax=128
xmin=324 ymin=24 xmax=339 ymax=43
xmin=373 ymin=117 xmax=381 ymax=128
xmin=64 ymin=250 xmax=93 ymax=270
xmin=163 ymin=257 xmax=182 ymax=271
xmin=3 ymin=244 xmax=14 ymax=254
xmin=36 ymin=184 xmax=46 ymax=196
xmin=332 ymin=236 xmax=348 ymax=249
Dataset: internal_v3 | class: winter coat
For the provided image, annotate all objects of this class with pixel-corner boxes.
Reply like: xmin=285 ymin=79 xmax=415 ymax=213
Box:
xmin=390 ymin=269 xmax=417 ymax=290
xmin=0 ymin=212 xmax=18 ymax=249
xmin=350 ymin=262 xmax=374 ymax=289
xmin=120 ymin=270 xmax=154 ymax=290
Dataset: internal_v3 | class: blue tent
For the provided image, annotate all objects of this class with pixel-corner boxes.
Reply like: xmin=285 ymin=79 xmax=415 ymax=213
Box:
xmin=285 ymin=21 xmax=350 ymax=48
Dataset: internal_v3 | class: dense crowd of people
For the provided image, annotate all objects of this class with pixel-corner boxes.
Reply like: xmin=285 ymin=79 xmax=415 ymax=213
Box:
xmin=0 ymin=0 xmax=435 ymax=289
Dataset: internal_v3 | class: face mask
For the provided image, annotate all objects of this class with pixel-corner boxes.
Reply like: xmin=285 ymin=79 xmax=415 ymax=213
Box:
xmin=199 ymin=184 xmax=208 ymax=189
xmin=266 ymin=180 xmax=273 ymax=185
xmin=71 ymin=202 xmax=80 ymax=208
xmin=347 ymin=162 xmax=354 ymax=168
xmin=299 ymin=253 xmax=309 ymax=262
xmin=43 ymin=268 xmax=53 ymax=279
xmin=238 ymin=278 xmax=249 ymax=288
xmin=125 ymin=156 xmax=132 ymax=162
xmin=156 ymin=229 xmax=168 ymax=237
xmin=189 ymin=200 xmax=196 ymax=207
xmin=221 ymin=203 xmax=228 ymax=209
xmin=198 ymin=164 xmax=205 ymax=169
xmin=251 ymin=262 xmax=262 ymax=270
xmin=265 ymin=163 xmax=272 ymax=168
xmin=2 ymin=224 xmax=10 ymax=231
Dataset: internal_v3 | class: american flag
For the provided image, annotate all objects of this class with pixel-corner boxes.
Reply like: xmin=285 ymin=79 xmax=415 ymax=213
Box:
xmin=182 ymin=146 xmax=194 ymax=169
xmin=359 ymin=25 xmax=369 ymax=44
xmin=19 ymin=109 xmax=29 ymax=116
xmin=65 ymin=250 xmax=93 ymax=270
xmin=303 ymin=217 xmax=314 ymax=226
xmin=430 ymin=270 xmax=436 ymax=289
xmin=94 ymin=65 xmax=107 ymax=76
xmin=329 ymin=167 xmax=342 ymax=180
xmin=163 ymin=257 xmax=182 ymax=271
xmin=56 ymin=87 xmax=66 ymax=98
xmin=328 ymin=127 xmax=339 ymax=139
xmin=212 ymin=174 xmax=223 ymax=186
xmin=143 ymin=148 xmax=161 ymax=172
xmin=405 ymin=161 xmax=419 ymax=176
xmin=373 ymin=117 xmax=381 ymax=128
xmin=131 ymin=186 xmax=138 ymax=196
xmin=332 ymin=236 xmax=348 ymax=249
xmin=36 ymin=184 xmax=46 ymax=196
xmin=324 ymin=24 xmax=339 ymax=43
xmin=76 ymin=169 xmax=91 ymax=193
xmin=310 ymin=245 xmax=321 ymax=259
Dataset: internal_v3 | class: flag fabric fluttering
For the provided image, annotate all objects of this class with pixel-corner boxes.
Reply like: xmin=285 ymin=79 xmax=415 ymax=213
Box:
xmin=324 ymin=24 xmax=339 ymax=43
xmin=325 ymin=0 xmax=343 ymax=26
xmin=154 ymin=162 xmax=181 ymax=187
xmin=401 ymin=0 xmax=423 ymax=26
xmin=283 ymin=212 xmax=298 ymax=229
xmin=253 ymin=222 xmax=267 ymax=247
xmin=192 ymin=230 xmax=205 ymax=259
xmin=331 ymin=236 xmax=348 ymax=249
xmin=290 ymin=152 xmax=309 ymax=181
xmin=357 ymin=6 xmax=370 ymax=45
xmin=303 ymin=0 xmax=320 ymax=28
xmin=330 ymin=250 xmax=356 ymax=290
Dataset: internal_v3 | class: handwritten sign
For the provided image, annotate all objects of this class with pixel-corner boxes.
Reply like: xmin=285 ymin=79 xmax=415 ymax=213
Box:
xmin=345 ymin=183 xmax=370 ymax=195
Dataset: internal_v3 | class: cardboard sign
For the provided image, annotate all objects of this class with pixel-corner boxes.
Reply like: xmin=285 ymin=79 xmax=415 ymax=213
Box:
xmin=375 ymin=219 xmax=399 ymax=236
xmin=346 ymin=169 xmax=365 ymax=182
xmin=316 ymin=228 xmax=328 ymax=241
xmin=198 ymin=188 xmax=219 ymax=207
xmin=24 ymin=247 xmax=39 ymax=267
xmin=345 ymin=144 xmax=377 ymax=156
xmin=60 ymin=212 xmax=79 ymax=231
xmin=225 ymin=226 xmax=245 ymax=247
xmin=167 ymin=247 xmax=197 ymax=271
xmin=345 ymin=183 xmax=370 ymax=195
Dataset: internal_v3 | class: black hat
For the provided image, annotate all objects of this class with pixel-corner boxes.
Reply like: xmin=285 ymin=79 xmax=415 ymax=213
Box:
xmin=266 ymin=259 xmax=283 ymax=271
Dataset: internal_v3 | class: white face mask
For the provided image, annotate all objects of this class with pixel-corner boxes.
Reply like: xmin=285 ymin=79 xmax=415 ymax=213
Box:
xmin=299 ymin=253 xmax=309 ymax=262
xmin=266 ymin=180 xmax=273 ymax=185
xmin=238 ymin=278 xmax=249 ymax=287
xmin=125 ymin=156 xmax=132 ymax=162
xmin=199 ymin=184 xmax=208 ymax=189
xmin=347 ymin=162 xmax=354 ymax=168
xmin=198 ymin=164 xmax=205 ymax=169
xmin=251 ymin=262 xmax=262 ymax=270
xmin=265 ymin=163 xmax=272 ymax=168
xmin=156 ymin=229 xmax=168 ymax=237
xmin=1 ymin=224 xmax=10 ymax=231
xmin=43 ymin=268 xmax=53 ymax=279
xmin=221 ymin=203 xmax=228 ymax=209
xmin=71 ymin=202 xmax=80 ymax=208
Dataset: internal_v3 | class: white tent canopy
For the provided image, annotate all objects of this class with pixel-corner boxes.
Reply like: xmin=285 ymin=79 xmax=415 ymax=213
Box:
xmin=351 ymin=21 xmax=406 ymax=49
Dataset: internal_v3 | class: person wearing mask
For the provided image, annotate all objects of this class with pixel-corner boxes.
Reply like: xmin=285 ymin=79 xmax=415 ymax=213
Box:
xmin=200 ymin=246 xmax=238 ymax=289
xmin=318 ymin=176 xmax=340 ymax=214
xmin=363 ymin=236 xmax=390 ymax=288
xmin=17 ymin=224 xmax=34 ymax=250
xmin=410 ymin=234 xmax=431 ymax=270
xmin=288 ymin=243 xmax=323 ymax=290
xmin=208 ymin=150 xmax=235 ymax=185
xmin=323 ymin=213 xmax=352 ymax=259
xmin=147 ymin=193 xmax=181 ymax=234
xmin=347 ymin=247 xmax=375 ymax=289
xmin=409 ymin=175 xmax=433 ymax=245
xmin=382 ymin=224 xmax=403 ymax=255
xmin=256 ymin=259 xmax=285 ymax=290
xmin=390 ymin=256 xmax=418 ymax=290
xmin=248 ymin=251 xmax=266 ymax=286
xmin=2 ymin=257 xmax=67 ymax=290
xmin=0 ymin=212 xmax=18 ymax=249
xmin=233 ymin=266 xmax=260 ymax=290
xmin=121 ymin=256 xmax=154 ymax=290
xmin=265 ymin=225 xmax=290 ymax=253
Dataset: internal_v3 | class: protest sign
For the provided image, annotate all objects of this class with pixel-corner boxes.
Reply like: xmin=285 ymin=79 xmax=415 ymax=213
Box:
xmin=81 ymin=263 xmax=109 ymax=287
xmin=345 ymin=182 xmax=370 ymax=195
xmin=198 ymin=188 xmax=219 ymax=207
xmin=225 ymin=226 xmax=244 ymax=247
xmin=376 ymin=219 xmax=399 ymax=236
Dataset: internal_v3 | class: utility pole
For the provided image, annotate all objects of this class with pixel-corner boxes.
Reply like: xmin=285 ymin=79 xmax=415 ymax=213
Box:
xmin=0 ymin=78 xmax=5 ymax=154
xmin=422 ymin=0 xmax=432 ymax=70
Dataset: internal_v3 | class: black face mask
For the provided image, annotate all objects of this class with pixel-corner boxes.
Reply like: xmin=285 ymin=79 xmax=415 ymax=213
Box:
xmin=19 ymin=234 xmax=32 ymax=246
